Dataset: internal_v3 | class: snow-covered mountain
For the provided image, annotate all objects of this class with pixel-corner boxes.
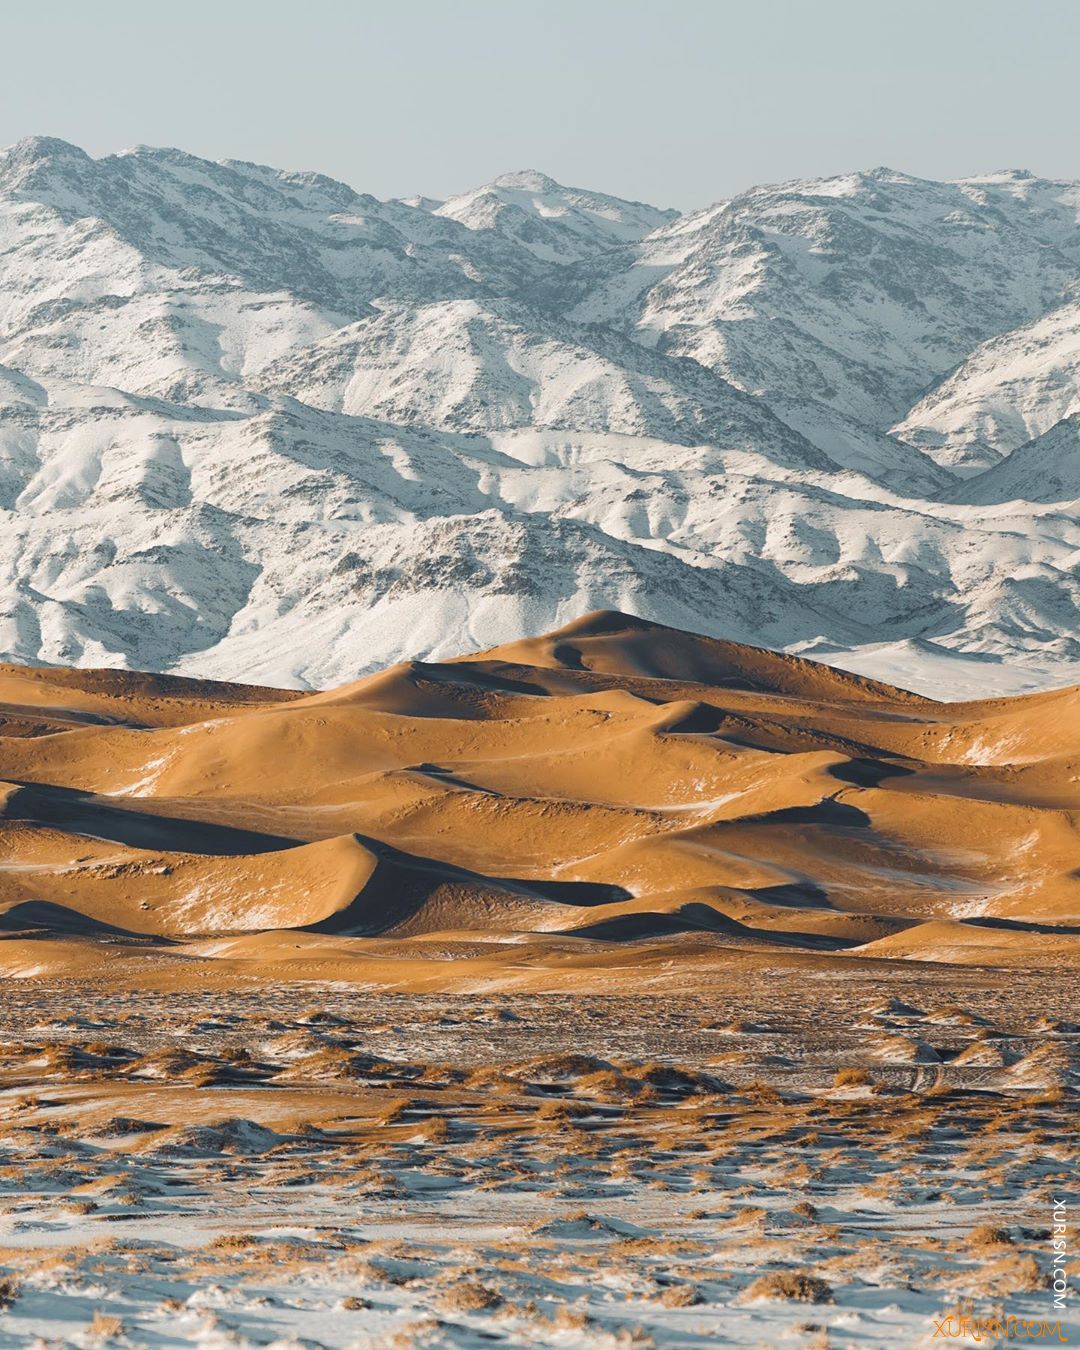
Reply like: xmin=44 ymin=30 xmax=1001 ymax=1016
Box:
xmin=893 ymin=298 xmax=1080 ymax=474
xmin=1 ymin=137 xmax=1078 ymax=696
xmin=434 ymin=169 xmax=679 ymax=263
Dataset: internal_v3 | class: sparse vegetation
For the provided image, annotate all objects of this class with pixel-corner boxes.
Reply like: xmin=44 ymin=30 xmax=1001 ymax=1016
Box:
xmin=0 ymin=980 xmax=1071 ymax=1344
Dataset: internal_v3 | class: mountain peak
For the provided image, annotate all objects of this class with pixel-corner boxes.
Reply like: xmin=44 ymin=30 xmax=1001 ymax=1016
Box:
xmin=0 ymin=135 xmax=91 ymax=175
xmin=491 ymin=169 xmax=562 ymax=192
xmin=861 ymin=164 xmax=913 ymax=181
xmin=6 ymin=135 xmax=88 ymax=160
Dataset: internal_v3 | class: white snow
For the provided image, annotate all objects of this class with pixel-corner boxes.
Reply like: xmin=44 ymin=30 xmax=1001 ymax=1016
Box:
xmin=1 ymin=138 xmax=1079 ymax=697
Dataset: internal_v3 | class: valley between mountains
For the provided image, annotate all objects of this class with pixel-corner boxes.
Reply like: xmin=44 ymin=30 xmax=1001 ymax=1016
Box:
xmin=2 ymin=139 xmax=1080 ymax=698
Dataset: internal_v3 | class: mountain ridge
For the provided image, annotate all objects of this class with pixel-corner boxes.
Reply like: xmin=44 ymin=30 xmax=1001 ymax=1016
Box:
xmin=1 ymin=137 xmax=1078 ymax=697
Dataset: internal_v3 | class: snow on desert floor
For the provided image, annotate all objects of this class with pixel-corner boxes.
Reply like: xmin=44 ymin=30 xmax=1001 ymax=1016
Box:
xmin=0 ymin=984 xmax=1074 ymax=1347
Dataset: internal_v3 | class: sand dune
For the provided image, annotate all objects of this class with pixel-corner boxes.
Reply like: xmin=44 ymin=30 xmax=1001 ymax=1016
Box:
xmin=1 ymin=611 xmax=1077 ymax=985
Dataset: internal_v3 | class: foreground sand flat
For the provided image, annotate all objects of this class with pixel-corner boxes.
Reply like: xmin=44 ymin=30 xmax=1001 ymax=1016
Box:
xmin=0 ymin=980 xmax=1075 ymax=1346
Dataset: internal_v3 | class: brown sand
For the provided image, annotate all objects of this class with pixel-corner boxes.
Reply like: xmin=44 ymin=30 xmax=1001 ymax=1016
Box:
xmin=1 ymin=610 xmax=1077 ymax=986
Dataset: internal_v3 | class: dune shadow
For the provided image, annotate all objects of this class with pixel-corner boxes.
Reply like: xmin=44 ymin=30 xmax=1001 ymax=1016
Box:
xmin=2 ymin=782 xmax=300 ymax=856
xmin=0 ymin=700 xmax=149 ymax=730
xmin=828 ymin=757 xmax=916 ymax=787
xmin=735 ymin=799 xmax=872 ymax=828
xmin=960 ymin=916 xmax=1080 ymax=937
xmin=658 ymin=703 xmax=732 ymax=734
xmin=746 ymin=880 xmax=834 ymax=909
xmin=420 ymin=663 xmax=554 ymax=698
xmin=302 ymin=835 xmax=633 ymax=937
xmin=0 ymin=899 xmax=173 ymax=943
xmin=562 ymin=902 xmax=858 ymax=949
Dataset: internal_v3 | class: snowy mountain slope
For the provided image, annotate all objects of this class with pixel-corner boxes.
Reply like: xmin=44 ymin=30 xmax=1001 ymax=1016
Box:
xmin=435 ymin=170 xmax=678 ymax=263
xmin=3 ymin=381 xmax=1077 ymax=692
xmin=258 ymin=297 xmax=833 ymax=471
xmin=0 ymin=138 xmax=1079 ymax=696
xmin=957 ymin=411 xmax=1080 ymax=504
xmin=567 ymin=169 xmax=1080 ymax=476
xmin=892 ymin=298 xmax=1080 ymax=473
xmin=0 ymin=138 xmax=542 ymax=312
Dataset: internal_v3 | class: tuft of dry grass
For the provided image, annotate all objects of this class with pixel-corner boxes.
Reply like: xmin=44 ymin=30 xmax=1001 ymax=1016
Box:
xmin=87 ymin=1310 xmax=125 ymax=1342
xmin=655 ymin=1283 xmax=703 ymax=1307
xmin=971 ymin=1253 xmax=1045 ymax=1295
xmin=743 ymin=1271 xmax=834 ymax=1304
xmin=547 ymin=1305 xmax=591 ymax=1331
xmin=438 ymin=1279 xmax=502 ymax=1312
xmin=210 ymin=1232 xmax=259 ymax=1251
xmin=413 ymin=1115 xmax=451 ymax=1143
xmin=966 ymin=1223 xmax=1013 ymax=1250
xmin=723 ymin=1205 xmax=767 ymax=1229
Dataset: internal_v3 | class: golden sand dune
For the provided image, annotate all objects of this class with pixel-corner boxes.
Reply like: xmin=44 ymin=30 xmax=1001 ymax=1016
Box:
xmin=1 ymin=612 xmax=1077 ymax=985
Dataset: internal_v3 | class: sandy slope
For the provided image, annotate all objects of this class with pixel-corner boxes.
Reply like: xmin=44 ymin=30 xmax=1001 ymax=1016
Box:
xmin=0 ymin=611 xmax=1077 ymax=984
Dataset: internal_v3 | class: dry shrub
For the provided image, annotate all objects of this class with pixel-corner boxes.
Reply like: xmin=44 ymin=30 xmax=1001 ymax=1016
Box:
xmin=744 ymin=1271 xmax=834 ymax=1303
xmin=439 ymin=1279 xmax=502 ymax=1312
xmin=375 ymin=1100 xmax=409 ymax=1126
xmin=0 ymin=1275 xmax=19 ymax=1309
xmin=536 ymin=1099 xmax=591 ymax=1122
xmin=833 ymin=1068 xmax=871 ymax=1088
xmin=966 ymin=1223 xmax=1013 ymax=1250
xmin=381 ymin=1315 xmax=442 ymax=1347
xmin=573 ymin=1068 xmax=642 ymax=1100
xmin=655 ymin=1283 xmax=703 ymax=1307
xmin=612 ymin=1236 xmax=699 ymax=1258
xmin=210 ymin=1232 xmax=259 ymax=1251
xmin=975 ymin=1254 xmax=1045 ymax=1295
xmin=501 ymin=1054 xmax=611 ymax=1087
xmin=723 ymin=1205 xmax=767 ymax=1229
xmin=548 ymin=1305 xmax=591 ymax=1331
xmin=743 ymin=1079 xmax=782 ymax=1105
xmin=87 ymin=1311 xmax=125 ymax=1342
xmin=417 ymin=1116 xmax=450 ymax=1143
xmin=800 ymin=1334 xmax=832 ymax=1350
xmin=927 ymin=1005 xmax=981 ymax=1024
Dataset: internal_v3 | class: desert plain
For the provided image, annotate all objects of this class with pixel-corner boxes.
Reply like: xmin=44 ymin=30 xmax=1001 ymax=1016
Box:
xmin=0 ymin=611 xmax=1075 ymax=1346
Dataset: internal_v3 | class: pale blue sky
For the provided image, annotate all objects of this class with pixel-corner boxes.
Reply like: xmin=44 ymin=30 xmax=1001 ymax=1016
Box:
xmin=2 ymin=0 xmax=1077 ymax=209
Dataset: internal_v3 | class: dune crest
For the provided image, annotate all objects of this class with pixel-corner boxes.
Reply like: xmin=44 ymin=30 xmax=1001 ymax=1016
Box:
xmin=1 ymin=612 xmax=1077 ymax=984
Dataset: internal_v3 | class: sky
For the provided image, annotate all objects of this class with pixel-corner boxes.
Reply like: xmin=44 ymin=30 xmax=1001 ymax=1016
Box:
xmin=2 ymin=0 xmax=1078 ymax=210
